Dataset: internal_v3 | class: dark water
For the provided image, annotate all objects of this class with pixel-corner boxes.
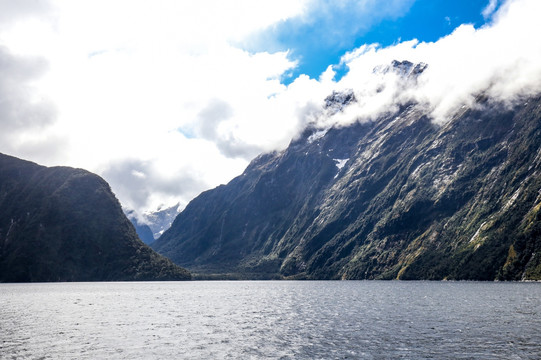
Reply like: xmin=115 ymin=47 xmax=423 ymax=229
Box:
xmin=1 ymin=281 xmax=540 ymax=359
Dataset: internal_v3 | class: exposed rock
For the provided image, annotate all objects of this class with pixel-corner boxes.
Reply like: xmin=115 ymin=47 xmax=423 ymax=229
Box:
xmin=152 ymin=92 xmax=541 ymax=281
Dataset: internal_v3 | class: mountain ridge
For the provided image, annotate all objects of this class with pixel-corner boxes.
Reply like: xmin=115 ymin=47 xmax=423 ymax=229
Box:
xmin=152 ymin=92 xmax=541 ymax=281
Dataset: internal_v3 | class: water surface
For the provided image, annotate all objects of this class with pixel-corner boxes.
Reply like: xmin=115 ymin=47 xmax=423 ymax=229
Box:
xmin=1 ymin=281 xmax=540 ymax=359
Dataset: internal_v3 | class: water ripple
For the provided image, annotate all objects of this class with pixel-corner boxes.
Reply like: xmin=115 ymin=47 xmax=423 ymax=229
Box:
xmin=1 ymin=281 xmax=541 ymax=359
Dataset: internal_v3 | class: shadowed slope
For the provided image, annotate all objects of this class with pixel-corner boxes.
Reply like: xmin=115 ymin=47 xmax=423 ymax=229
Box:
xmin=0 ymin=153 xmax=190 ymax=282
xmin=153 ymin=93 xmax=541 ymax=281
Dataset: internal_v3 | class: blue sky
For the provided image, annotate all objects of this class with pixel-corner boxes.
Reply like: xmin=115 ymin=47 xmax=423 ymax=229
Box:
xmin=243 ymin=0 xmax=499 ymax=83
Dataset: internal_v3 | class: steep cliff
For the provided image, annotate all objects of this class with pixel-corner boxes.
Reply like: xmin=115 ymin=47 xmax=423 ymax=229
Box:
xmin=0 ymin=153 xmax=191 ymax=282
xmin=153 ymin=90 xmax=541 ymax=280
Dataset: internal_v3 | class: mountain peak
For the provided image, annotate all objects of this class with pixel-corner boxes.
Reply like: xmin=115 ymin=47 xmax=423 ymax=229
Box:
xmin=324 ymin=90 xmax=356 ymax=110
xmin=376 ymin=59 xmax=428 ymax=79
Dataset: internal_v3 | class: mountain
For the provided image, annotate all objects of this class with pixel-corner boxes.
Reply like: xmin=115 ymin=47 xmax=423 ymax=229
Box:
xmin=0 ymin=153 xmax=191 ymax=282
xmin=127 ymin=204 xmax=181 ymax=244
xmin=152 ymin=87 xmax=541 ymax=280
xmin=143 ymin=204 xmax=181 ymax=239
xmin=126 ymin=211 xmax=156 ymax=245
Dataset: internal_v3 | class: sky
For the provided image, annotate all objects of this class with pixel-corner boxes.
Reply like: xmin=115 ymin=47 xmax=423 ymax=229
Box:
xmin=1 ymin=0 xmax=540 ymax=218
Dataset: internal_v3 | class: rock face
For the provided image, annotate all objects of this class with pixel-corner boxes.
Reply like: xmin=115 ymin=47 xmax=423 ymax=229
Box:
xmin=0 ymin=153 xmax=191 ymax=282
xmin=126 ymin=211 xmax=156 ymax=245
xmin=144 ymin=204 xmax=182 ymax=239
xmin=127 ymin=204 xmax=181 ymax=244
xmin=153 ymin=93 xmax=541 ymax=281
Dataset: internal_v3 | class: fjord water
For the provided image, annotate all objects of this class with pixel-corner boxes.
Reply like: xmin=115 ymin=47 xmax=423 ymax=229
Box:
xmin=1 ymin=281 xmax=540 ymax=359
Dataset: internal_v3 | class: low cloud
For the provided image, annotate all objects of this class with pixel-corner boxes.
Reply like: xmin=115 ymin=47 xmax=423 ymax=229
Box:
xmin=192 ymin=98 xmax=273 ymax=159
xmin=309 ymin=0 xmax=541 ymax=127
xmin=196 ymin=99 xmax=234 ymax=141
xmin=101 ymin=159 xmax=206 ymax=214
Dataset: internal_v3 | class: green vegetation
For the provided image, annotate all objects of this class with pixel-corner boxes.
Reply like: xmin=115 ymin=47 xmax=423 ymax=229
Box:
xmin=0 ymin=153 xmax=190 ymax=282
xmin=153 ymin=95 xmax=541 ymax=281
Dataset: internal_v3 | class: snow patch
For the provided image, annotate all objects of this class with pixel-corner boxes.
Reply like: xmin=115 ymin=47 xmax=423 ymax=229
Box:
xmin=333 ymin=158 xmax=349 ymax=179
xmin=333 ymin=158 xmax=349 ymax=170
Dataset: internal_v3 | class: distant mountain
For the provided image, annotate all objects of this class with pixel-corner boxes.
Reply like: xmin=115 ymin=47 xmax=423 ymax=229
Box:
xmin=152 ymin=88 xmax=541 ymax=280
xmin=0 ymin=153 xmax=191 ymax=282
xmin=126 ymin=204 xmax=181 ymax=244
xmin=126 ymin=211 xmax=156 ymax=245
xmin=144 ymin=204 xmax=181 ymax=239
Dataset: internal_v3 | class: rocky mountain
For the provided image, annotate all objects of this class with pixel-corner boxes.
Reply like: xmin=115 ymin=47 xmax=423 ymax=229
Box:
xmin=152 ymin=85 xmax=541 ymax=280
xmin=126 ymin=211 xmax=156 ymax=245
xmin=127 ymin=204 xmax=181 ymax=244
xmin=0 ymin=153 xmax=191 ymax=282
xmin=143 ymin=204 xmax=181 ymax=239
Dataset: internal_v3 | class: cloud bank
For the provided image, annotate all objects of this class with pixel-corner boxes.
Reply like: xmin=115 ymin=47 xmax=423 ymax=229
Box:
xmin=315 ymin=0 xmax=541 ymax=127
xmin=0 ymin=0 xmax=539 ymax=216
xmin=0 ymin=46 xmax=61 ymax=163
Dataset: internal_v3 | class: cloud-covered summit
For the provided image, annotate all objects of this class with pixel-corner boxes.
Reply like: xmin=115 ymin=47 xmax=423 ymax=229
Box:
xmin=315 ymin=0 xmax=541 ymax=128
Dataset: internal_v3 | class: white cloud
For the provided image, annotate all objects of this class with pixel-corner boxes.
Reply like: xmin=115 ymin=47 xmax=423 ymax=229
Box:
xmin=294 ymin=0 xmax=416 ymax=45
xmin=0 ymin=0 xmax=539 ymax=217
xmin=482 ymin=0 xmax=499 ymax=19
xmin=240 ymin=0 xmax=416 ymax=61
xmin=0 ymin=46 xmax=61 ymax=164
xmin=0 ymin=0 xmax=53 ymax=30
xmin=0 ymin=0 xmax=309 ymax=214
xmin=318 ymin=0 xmax=541 ymax=126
